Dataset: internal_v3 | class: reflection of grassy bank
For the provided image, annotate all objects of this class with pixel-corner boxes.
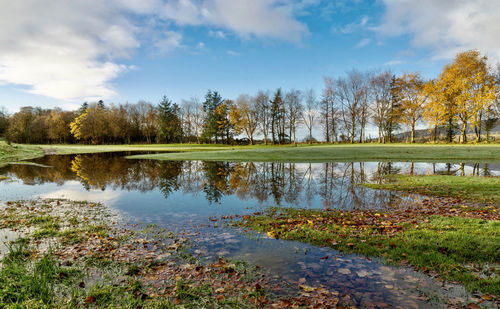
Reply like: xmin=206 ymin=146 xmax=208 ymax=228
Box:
xmin=0 ymin=142 xmax=44 ymax=166
xmin=0 ymin=200 xmax=341 ymax=308
xmin=363 ymin=175 xmax=500 ymax=203
xmin=231 ymin=203 xmax=500 ymax=296
xmin=128 ymin=144 xmax=500 ymax=162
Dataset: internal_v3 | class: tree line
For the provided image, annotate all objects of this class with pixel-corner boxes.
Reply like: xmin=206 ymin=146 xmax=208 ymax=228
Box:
xmin=1 ymin=50 xmax=498 ymax=145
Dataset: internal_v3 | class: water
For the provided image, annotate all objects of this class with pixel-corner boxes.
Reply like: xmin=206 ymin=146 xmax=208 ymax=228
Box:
xmin=1 ymin=153 xmax=498 ymax=308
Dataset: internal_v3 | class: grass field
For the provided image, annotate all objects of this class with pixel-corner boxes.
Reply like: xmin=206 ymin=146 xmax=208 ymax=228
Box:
xmin=126 ymin=143 xmax=500 ymax=162
xmin=234 ymin=206 xmax=500 ymax=295
xmin=2 ymin=142 xmax=500 ymax=164
xmin=0 ymin=142 xmax=44 ymax=166
xmin=363 ymin=175 xmax=500 ymax=203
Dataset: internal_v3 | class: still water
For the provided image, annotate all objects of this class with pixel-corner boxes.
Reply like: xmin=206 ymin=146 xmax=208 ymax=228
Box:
xmin=1 ymin=153 xmax=498 ymax=308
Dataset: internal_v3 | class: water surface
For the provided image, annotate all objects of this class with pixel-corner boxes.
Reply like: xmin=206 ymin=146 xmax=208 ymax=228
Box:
xmin=1 ymin=153 xmax=498 ymax=308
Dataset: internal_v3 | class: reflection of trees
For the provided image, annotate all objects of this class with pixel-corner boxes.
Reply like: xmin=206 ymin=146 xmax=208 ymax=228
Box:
xmin=2 ymin=154 xmax=495 ymax=209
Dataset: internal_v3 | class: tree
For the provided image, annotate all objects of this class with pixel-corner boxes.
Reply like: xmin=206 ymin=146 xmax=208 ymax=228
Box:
xmin=449 ymin=50 xmax=497 ymax=142
xmin=370 ymin=71 xmax=392 ymax=143
xmin=255 ymin=91 xmax=271 ymax=145
xmin=284 ymin=89 xmax=303 ymax=145
xmin=158 ymin=96 xmax=183 ymax=143
xmin=302 ymin=89 xmax=318 ymax=144
xmin=320 ymin=77 xmax=338 ymax=143
xmin=337 ymin=70 xmax=369 ymax=143
xmin=270 ymin=89 xmax=286 ymax=144
xmin=229 ymin=94 xmax=260 ymax=144
xmin=70 ymin=103 xmax=109 ymax=144
xmin=7 ymin=107 xmax=35 ymax=143
xmin=0 ymin=107 xmax=9 ymax=138
xmin=395 ymin=73 xmax=426 ymax=143
xmin=423 ymin=50 xmax=498 ymax=143
xmin=46 ymin=109 xmax=73 ymax=143
xmin=202 ymin=90 xmax=224 ymax=143
xmin=386 ymin=75 xmax=402 ymax=142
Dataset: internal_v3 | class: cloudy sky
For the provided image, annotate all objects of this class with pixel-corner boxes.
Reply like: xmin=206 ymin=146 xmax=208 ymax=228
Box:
xmin=1 ymin=0 xmax=499 ymax=112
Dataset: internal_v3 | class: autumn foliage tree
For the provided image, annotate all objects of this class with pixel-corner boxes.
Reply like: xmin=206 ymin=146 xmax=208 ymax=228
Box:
xmin=394 ymin=73 xmax=425 ymax=143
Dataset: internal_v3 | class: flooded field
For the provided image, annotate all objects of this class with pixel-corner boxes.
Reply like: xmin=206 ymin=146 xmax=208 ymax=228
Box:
xmin=1 ymin=153 xmax=498 ymax=308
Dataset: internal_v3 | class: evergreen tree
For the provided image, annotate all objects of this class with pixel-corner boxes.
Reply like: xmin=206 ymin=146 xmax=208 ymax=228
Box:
xmin=202 ymin=90 xmax=224 ymax=143
xmin=158 ymin=96 xmax=183 ymax=143
xmin=386 ymin=75 xmax=401 ymax=142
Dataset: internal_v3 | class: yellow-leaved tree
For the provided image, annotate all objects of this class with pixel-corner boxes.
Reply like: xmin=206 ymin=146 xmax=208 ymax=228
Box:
xmin=394 ymin=72 xmax=426 ymax=143
xmin=424 ymin=50 xmax=498 ymax=143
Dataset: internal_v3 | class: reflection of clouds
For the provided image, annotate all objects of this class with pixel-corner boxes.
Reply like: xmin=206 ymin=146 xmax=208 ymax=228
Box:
xmin=39 ymin=188 xmax=121 ymax=204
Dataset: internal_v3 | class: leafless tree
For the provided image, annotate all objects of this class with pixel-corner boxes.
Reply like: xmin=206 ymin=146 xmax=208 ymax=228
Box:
xmin=302 ymin=89 xmax=318 ymax=144
xmin=337 ymin=70 xmax=370 ymax=143
xmin=285 ymin=89 xmax=303 ymax=145
xmin=369 ymin=71 xmax=392 ymax=143
xmin=255 ymin=90 xmax=271 ymax=144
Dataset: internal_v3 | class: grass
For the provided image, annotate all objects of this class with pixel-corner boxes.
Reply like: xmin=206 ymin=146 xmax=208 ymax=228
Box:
xmin=0 ymin=141 xmax=44 ymax=166
xmin=363 ymin=175 xmax=500 ymax=203
xmin=3 ymin=142 xmax=500 ymax=163
xmin=236 ymin=207 xmax=500 ymax=295
xmin=127 ymin=143 xmax=500 ymax=162
xmin=0 ymin=199 xmax=312 ymax=308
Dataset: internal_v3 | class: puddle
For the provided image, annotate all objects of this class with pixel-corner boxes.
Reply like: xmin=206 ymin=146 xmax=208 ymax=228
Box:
xmin=0 ymin=153 xmax=498 ymax=307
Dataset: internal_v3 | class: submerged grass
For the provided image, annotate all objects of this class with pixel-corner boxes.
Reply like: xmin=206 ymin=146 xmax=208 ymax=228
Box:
xmin=1 ymin=199 xmax=329 ymax=308
xmin=235 ymin=207 xmax=500 ymax=296
xmin=363 ymin=175 xmax=500 ymax=203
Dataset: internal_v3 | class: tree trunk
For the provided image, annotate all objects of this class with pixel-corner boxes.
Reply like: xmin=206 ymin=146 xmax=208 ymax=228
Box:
xmin=461 ymin=122 xmax=467 ymax=144
xmin=411 ymin=122 xmax=415 ymax=143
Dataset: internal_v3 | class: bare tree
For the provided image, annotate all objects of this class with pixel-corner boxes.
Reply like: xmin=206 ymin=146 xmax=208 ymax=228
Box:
xmin=337 ymin=70 xmax=369 ymax=143
xmin=255 ymin=91 xmax=271 ymax=145
xmin=302 ymin=89 xmax=318 ymax=144
xmin=285 ymin=89 xmax=303 ymax=145
xmin=322 ymin=77 xmax=339 ymax=143
xmin=370 ymin=71 xmax=392 ymax=143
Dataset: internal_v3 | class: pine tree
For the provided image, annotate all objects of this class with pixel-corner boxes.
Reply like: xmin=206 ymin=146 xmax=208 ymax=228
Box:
xmin=158 ymin=96 xmax=183 ymax=143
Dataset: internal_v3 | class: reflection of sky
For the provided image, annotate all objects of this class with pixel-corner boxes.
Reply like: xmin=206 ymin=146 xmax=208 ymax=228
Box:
xmin=0 ymin=157 xmax=493 ymax=307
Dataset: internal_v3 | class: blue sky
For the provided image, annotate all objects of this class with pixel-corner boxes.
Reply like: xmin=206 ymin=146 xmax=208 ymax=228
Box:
xmin=0 ymin=0 xmax=498 ymax=112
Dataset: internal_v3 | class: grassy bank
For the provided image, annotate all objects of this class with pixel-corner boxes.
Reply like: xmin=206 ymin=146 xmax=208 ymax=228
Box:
xmin=228 ymin=200 xmax=500 ymax=297
xmin=127 ymin=144 xmax=500 ymax=163
xmin=0 ymin=199 xmax=342 ymax=308
xmin=6 ymin=143 xmax=500 ymax=163
xmin=363 ymin=175 xmax=500 ymax=203
xmin=0 ymin=142 xmax=44 ymax=166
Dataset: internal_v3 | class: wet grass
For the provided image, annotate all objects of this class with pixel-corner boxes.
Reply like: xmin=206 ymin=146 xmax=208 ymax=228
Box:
xmin=235 ymin=207 xmax=500 ymax=296
xmin=127 ymin=144 xmax=500 ymax=162
xmin=363 ymin=175 xmax=500 ymax=203
xmin=8 ymin=142 xmax=499 ymax=163
xmin=0 ymin=141 xmax=44 ymax=166
xmin=1 ymin=199 xmax=325 ymax=308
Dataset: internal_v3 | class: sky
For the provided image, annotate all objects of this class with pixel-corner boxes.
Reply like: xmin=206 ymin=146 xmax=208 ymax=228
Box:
xmin=0 ymin=0 xmax=499 ymax=113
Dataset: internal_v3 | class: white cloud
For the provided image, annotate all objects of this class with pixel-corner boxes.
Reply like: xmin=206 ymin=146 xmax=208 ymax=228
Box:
xmin=0 ymin=0 xmax=310 ymax=103
xmin=162 ymin=0 xmax=309 ymax=42
xmin=377 ymin=0 xmax=500 ymax=62
xmin=154 ymin=31 xmax=183 ymax=53
xmin=354 ymin=38 xmax=371 ymax=49
xmin=227 ymin=50 xmax=241 ymax=56
xmin=384 ymin=60 xmax=405 ymax=66
xmin=208 ymin=30 xmax=227 ymax=39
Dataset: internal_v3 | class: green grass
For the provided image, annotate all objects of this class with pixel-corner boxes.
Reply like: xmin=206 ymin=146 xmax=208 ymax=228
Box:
xmin=127 ymin=143 xmax=500 ymax=162
xmin=6 ymin=142 xmax=500 ymax=163
xmin=0 ymin=141 xmax=44 ymax=166
xmin=239 ymin=208 xmax=500 ymax=295
xmin=363 ymin=175 xmax=500 ymax=203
